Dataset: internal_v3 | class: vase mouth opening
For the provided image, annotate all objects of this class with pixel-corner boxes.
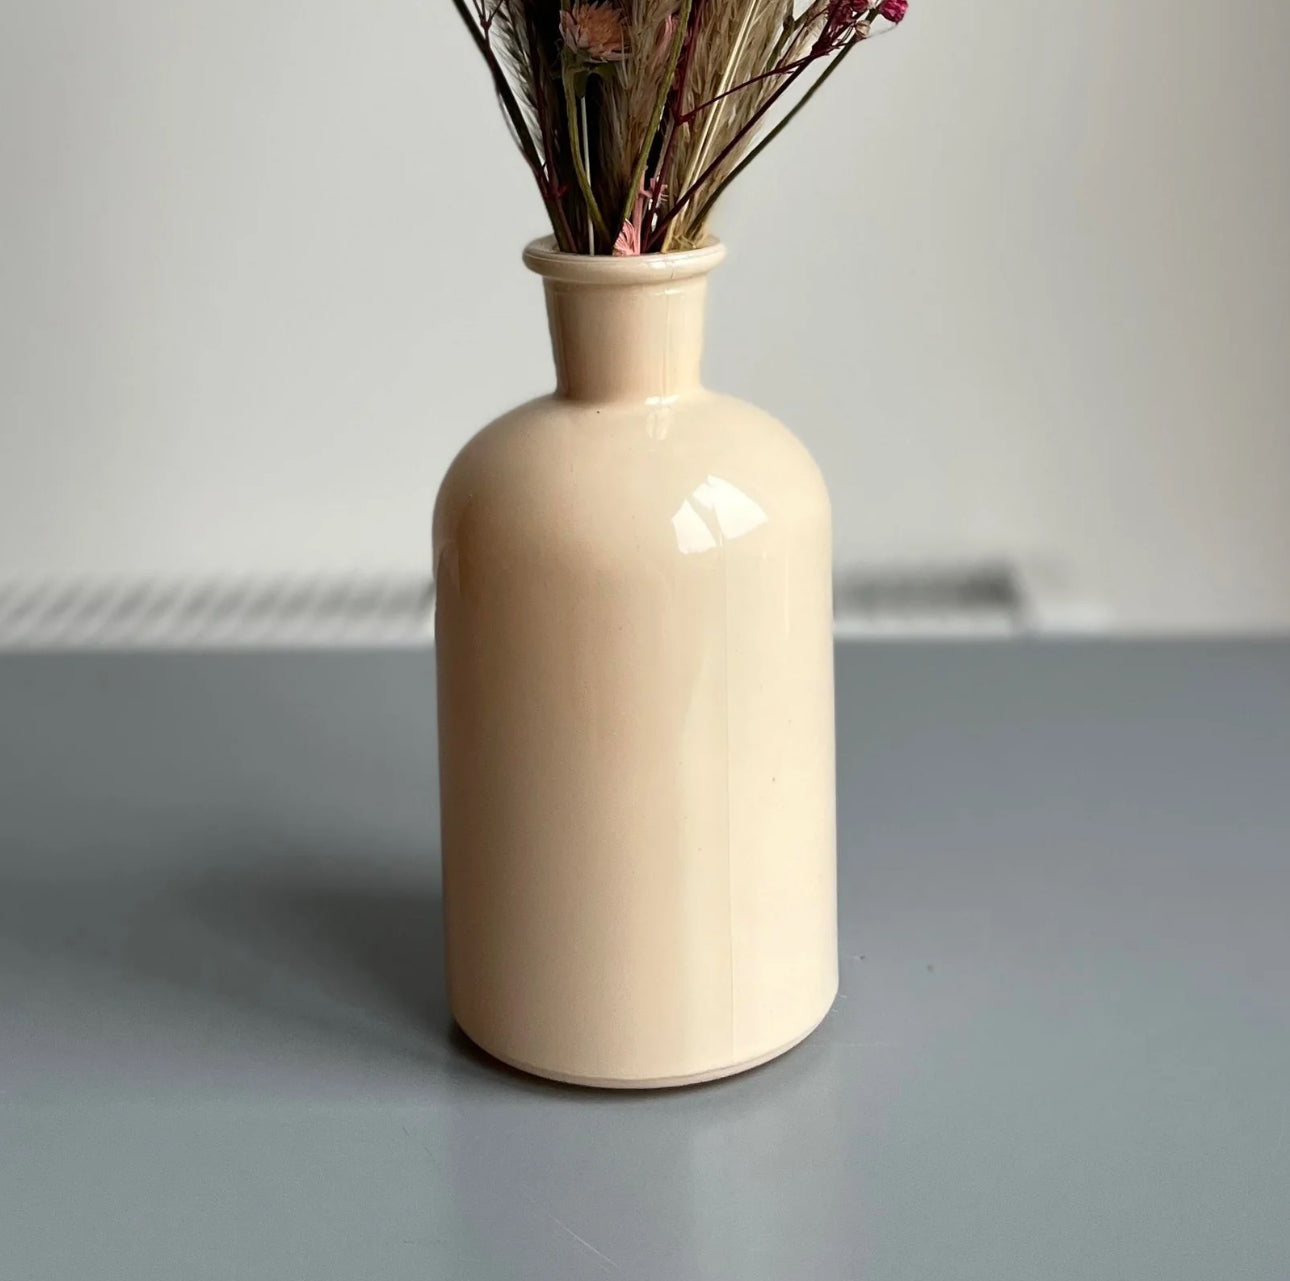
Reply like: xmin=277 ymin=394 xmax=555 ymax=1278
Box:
xmin=522 ymin=237 xmax=726 ymax=286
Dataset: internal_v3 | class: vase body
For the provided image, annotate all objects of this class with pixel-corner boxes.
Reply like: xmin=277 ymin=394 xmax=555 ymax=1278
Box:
xmin=433 ymin=239 xmax=836 ymax=1087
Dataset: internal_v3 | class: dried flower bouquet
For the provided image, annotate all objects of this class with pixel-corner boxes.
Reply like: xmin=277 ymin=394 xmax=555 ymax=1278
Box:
xmin=452 ymin=0 xmax=910 ymax=254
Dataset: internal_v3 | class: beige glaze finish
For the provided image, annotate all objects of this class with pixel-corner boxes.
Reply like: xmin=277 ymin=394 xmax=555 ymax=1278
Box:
xmin=433 ymin=239 xmax=837 ymax=1087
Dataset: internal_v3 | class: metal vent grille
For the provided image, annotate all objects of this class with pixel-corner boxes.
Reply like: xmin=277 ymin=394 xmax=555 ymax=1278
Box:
xmin=833 ymin=562 xmax=1032 ymax=637
xmin=0 ymin=559 xmax=1090 ymax=649
xmin=0 ymin=576 xmax=436 ymax=650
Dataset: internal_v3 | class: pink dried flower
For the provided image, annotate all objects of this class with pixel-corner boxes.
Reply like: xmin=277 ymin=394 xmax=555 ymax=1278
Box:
xmin=879 ymin=0 xmax=908 ymax=22
xmin=613 ymin=190 xmax=648 ymax=256
xmin=560 ymin=3 xmax=629 ymax=62
xmin=612 ymin=221 xmax=641 ymax=256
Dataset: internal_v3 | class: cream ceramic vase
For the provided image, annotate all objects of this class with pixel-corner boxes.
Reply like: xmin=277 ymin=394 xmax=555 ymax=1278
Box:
xmin=433 ymin=238 xmax=836 ymax=1088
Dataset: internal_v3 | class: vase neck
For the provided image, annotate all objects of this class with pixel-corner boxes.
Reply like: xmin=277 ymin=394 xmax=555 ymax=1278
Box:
xmin=523 ymin=238 xmax=726 ymax=405
xmin=543 ymin=277 xmax=708 ymax=403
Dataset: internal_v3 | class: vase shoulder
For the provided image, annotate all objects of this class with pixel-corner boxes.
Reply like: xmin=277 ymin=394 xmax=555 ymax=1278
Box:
xmin=433 ymin=390 xmax=829 ymax=577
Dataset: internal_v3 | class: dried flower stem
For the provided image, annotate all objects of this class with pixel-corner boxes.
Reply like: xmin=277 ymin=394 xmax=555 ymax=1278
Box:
xmin=770 ymin=0 xmax=827 ymax=65
xmin=645 ymin=6 xmax=884 ymax=251
xmin=453 ymin=0 xmax=567 ymax=239
xmin=525 ymin=8 xmax=578 ymax=251
xmin=617 ymin=0 xmax=692 ymax=236
xmin=563 ymin=72 xmax=613 ymax=244
xmin=649 ymin=57 xmax=814 ymax=248
xmin=664 ymin=1 xmax=761 ymax=250
xmin=682 ymin=55 xmax=818 ymax=120
xmin=644 ymin=0 xmax=707 ymax=232
xmin=687 ymin=29 xmax=865 ymax=231
xmin=580 ymin=95 xmax=595 ymax=252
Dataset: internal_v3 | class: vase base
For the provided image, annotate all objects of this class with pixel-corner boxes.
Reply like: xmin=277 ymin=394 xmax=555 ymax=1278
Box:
xmin=455 ymin=998 xmax=835 ymax=1090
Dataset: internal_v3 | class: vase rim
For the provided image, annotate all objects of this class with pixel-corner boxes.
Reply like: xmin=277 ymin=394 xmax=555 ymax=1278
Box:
xmin=522 ymin=236 xmax=726 ymax=286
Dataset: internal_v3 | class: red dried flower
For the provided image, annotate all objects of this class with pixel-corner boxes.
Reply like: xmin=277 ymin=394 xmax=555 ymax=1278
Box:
xmin=816 ymin=0 xmax=868 ymax=52
xmin=879 ymin=0 xmax=908 ymax=22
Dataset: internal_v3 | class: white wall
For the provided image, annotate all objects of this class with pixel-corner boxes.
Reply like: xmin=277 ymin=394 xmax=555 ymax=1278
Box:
xmin=2 ymin=0 xmax=1288 ymax=630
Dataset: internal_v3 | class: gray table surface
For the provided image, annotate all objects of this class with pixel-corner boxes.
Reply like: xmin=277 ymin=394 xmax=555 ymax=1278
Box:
xmin=2 ymin=642 xmax=1288 ymax=1280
